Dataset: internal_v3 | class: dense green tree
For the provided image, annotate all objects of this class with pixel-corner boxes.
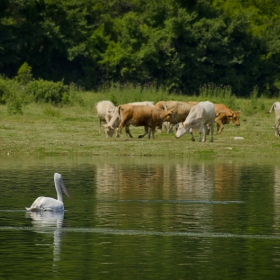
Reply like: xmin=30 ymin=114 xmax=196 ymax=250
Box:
xmin=1 ymin=0 xmax=280 ymax=95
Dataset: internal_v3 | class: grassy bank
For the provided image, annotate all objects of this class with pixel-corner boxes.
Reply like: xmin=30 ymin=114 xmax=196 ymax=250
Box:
xmin=0 ymin=90 xmax=279 ymax=158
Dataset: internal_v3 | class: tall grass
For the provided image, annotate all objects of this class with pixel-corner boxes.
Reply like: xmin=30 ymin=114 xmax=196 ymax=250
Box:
xmin=199 ymin=83 xmax=236 ymax=108
xmin=0 ymin=73 xmax=278 ymax=117
xmin=96 ymin=82 xmax=172 ymax=105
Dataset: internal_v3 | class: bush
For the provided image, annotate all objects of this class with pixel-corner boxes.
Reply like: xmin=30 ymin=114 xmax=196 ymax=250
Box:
xmin=7 ymin=97 xmax=23 ymax=115
xmin=0 ymin=78 xmax=11 ymax=104
xmin=25 ymin=79 xmax=70 ymax=104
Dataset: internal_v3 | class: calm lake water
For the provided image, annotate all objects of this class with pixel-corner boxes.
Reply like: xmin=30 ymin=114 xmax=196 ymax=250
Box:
xmin=1 ymin=156 xmax=280 ymax=279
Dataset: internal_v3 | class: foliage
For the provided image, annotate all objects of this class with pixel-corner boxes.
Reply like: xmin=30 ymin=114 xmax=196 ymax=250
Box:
xmin=24 ymin=79 xmax=70 ymax=104
xmin=1 ymin=0 xmax=280 ymax=96
xmin=16 ymin=62 xmax=33 ymax=85
xmin=7 ymin=95 xmax=23 ymax=115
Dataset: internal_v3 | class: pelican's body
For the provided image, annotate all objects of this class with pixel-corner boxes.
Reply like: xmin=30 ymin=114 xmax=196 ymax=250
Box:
xmin=26 ymin=173 xmax=70 ymax=211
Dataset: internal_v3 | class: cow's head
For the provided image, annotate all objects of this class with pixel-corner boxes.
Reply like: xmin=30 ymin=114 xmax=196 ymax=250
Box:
xmin=104 ymin=124 xmax=115 ymax=138
xmin=175 ymin=122 xmax=189 ymax=138
xmin=163 ymin=110 xmax=175 ymax=122
xmin=216 ymin=110 xmax=241 ymax=126
xmin=231 ymin=110 xmax=241 ymax=126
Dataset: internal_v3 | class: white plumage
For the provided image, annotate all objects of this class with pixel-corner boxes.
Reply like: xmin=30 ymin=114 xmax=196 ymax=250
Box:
xmin=26 ymin=173 xmax=70 ymax=211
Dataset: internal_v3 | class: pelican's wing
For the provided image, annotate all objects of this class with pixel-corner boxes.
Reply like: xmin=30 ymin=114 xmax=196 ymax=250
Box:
xmin=26 ymin=197 xmax=64 ymax=211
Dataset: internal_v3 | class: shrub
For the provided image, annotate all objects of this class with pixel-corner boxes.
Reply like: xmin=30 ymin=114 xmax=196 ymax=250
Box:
xmin=25 ymin=79 xmax=70 ymax=104
xmin=0 ymin=78 xmax=11 ymax=104
xmin=7 ymin=97 xmax=23 ymax=115
xmin=16 ymin=62 xmax=33 ymax=85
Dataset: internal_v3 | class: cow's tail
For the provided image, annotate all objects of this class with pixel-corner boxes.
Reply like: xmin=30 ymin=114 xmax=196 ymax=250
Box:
xmin=117 ymin=105 xmax=123 ymax=121
xmin=267 ymin=103 xmax=276 ymax=114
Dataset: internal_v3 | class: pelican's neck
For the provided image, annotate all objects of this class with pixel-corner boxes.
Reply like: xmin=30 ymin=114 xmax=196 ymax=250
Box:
xmin=55 ymin=178 xmax=63 ymax=202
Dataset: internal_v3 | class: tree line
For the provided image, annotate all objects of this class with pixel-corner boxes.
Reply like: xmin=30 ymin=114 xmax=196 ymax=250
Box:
xmin=1 ymin=0 xmax=280 ymax=96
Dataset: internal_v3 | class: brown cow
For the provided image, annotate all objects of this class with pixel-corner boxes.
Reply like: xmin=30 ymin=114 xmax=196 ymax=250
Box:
xmin=214 ymin=104 xmax=241 ymax=134
xmin=115 ymin=104 xmax=174 ymax=139
xmin=104 ymin=101 xmax=154 ymax=138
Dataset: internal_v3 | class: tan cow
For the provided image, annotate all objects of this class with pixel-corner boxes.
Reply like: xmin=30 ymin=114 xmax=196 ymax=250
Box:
xmin=95 ymin=100 xmax=117 ymax=134
xmin=214 ymin=104 xmax=241 ymax=134
xmin=154 ymin=101 xmax=165 ymax=110
xmin=115 ymin=104 xmax=174 ymax=139
xmin=159 ymin=101 xmax=198 ymax=133
xmin=104 ymin=101 xmax=154 ymax=138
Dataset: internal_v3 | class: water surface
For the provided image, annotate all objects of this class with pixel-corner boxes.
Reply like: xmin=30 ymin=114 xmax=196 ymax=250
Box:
xmin=1 ymin=156 xmax=280 ymax=279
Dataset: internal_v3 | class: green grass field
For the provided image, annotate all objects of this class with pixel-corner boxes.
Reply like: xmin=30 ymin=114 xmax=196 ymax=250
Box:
xmin=0 ymin=92 xmax=279 ymax=158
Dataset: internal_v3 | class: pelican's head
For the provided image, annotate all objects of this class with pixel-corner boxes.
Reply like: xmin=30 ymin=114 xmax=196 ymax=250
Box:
xmin=54 ymin=173 xmax=70 ymax=199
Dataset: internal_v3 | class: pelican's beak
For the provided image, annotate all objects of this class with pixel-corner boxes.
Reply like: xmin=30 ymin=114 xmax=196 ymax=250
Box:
xmin=60 ymin=179 xmax=70 ymax=199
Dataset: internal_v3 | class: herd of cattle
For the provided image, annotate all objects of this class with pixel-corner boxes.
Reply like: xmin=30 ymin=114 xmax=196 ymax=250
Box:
xmin=95 ymin=100 xmax=242 ymax=142
xmin=94 ymin=99 xmax=280 ymax=141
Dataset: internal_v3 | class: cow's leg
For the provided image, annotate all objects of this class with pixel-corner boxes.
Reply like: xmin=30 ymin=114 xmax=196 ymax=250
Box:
xmin=198 ymin=124 xmax=203 ymax=142
xmin=210 ymin=121 xmax=214 ymax=142
xmin=149 ymin=126 xmax=156 ymax=139
xmin=116 ymin=123 xmax=125 ymax=138
xmin=125 ymin=126 xmax=133 ymax=138
xmin=165 ymin=122 xmax=174 ymax=134
xmin=138 ymin=126 xmax=149 ymax=139
xmin=189 ymin=128 xmax=195 ymax=141
xmin=215 ymin=119 xmax=223 ymax=134
xmin=201 ymin=124 xmax=207 ymax=142
xmin=275 ymin=125 xmax=280 ymax=137
xmin=98 ymin=118 xmax=102 ymax=134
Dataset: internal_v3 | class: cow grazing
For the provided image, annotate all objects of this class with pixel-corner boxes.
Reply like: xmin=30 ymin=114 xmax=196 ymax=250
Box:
xmin=154 ymin=101 xmax=166 ymax=110
xmin=104 ymin=101 xmax=154 ymax=138
xmin=158 ymin=101 xmax=198 ymax=133
xmin=115 ymin=104 xmax=174 ymax=139
xmin=273 ymin=109 xmax=280 ymax=137
xmin=214 ymin=104 xmax=241 ymax=134
xmin=267 ymin=102 xmax=280 ymax=114
xmin=275 ymin=111 xmax=280 ymax=137
xmin=175 ymin=101 xmax=215 ymax=142
xmin=95 ymin=100 xmax=117 ymax=134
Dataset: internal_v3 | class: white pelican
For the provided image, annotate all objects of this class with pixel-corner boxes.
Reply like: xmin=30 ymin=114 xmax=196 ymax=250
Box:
xmin=26 ymin=173 xmax=70 ymax=211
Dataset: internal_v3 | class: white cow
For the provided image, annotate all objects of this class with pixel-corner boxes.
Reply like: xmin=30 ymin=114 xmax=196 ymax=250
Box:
xmin=274 ymin=109 xmax=280 ymax=137
xmin=104 ymin=101 xmax=154 ymax=138
xmin=267 ymin=102 xmax=280 ymax=113
xmin=175 ymin=101 xmax=215 ymax=142
xmin=95 ymin=100 xmax=116 ymax=134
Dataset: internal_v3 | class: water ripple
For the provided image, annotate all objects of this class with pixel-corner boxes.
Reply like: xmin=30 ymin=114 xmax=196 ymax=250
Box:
xmin=102 ymin=200 xmax=245 ymax=204
xmin=0 ymin=226 xmax=278 ymax=239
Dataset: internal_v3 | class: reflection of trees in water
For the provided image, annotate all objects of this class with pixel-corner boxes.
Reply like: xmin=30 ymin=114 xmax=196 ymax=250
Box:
xmin=26 ymin=211 xmax=64 ymax=263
